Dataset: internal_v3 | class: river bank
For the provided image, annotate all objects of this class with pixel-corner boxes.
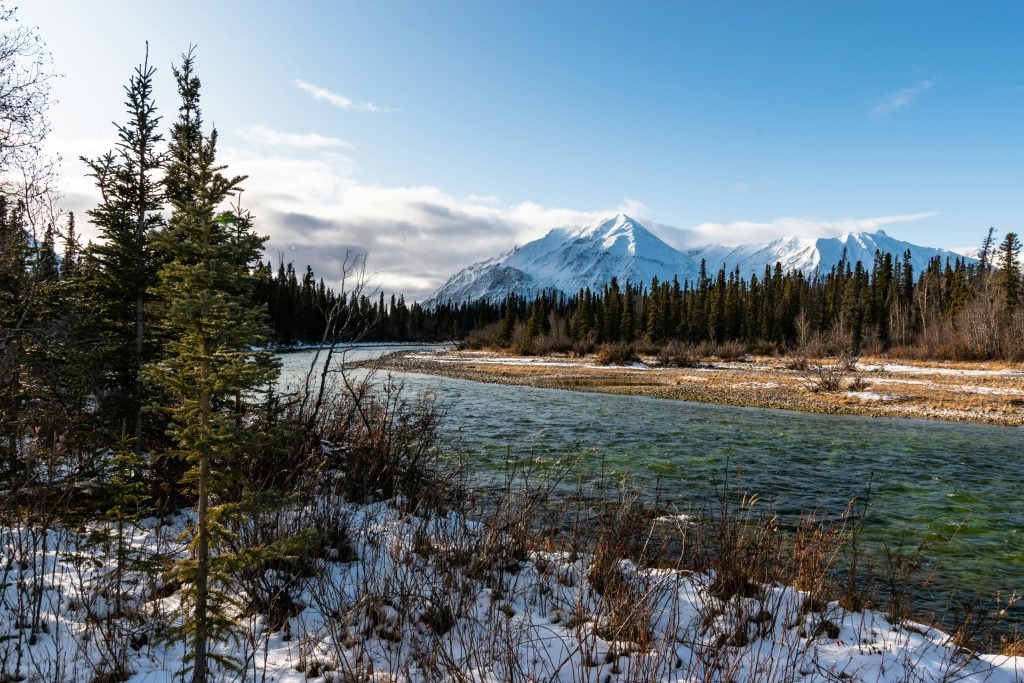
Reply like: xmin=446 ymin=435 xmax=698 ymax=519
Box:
xmin=371 ymin=348 xmax=1024 ymax=426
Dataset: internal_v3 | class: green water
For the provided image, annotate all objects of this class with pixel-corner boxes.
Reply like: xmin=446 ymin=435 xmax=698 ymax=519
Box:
xmin=279 ymin=347 xmax=1023 ymax=628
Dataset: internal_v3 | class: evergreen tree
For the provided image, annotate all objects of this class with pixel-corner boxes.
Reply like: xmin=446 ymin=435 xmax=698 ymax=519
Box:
xmin=35 ymin=221 xmax=58 ymax=282
xmin=620 ymin=286 xmax=635 ymax=341
xmin=146 ymin=51 xmax=278 ymax=682
xmin=498 ymin=293 xmax=516 ymax=346
xmin=978 ymin=227 xmax=996 ymax=271
xmin=82 ymin=47 xmax=165 ymax=452
xmin=0 ymin=197 xmax=29 ymax=471
xmin=997 ymin=232 xmax=1021 ymax=313
xmin=60 ymin=210 xmax=79 ymax=278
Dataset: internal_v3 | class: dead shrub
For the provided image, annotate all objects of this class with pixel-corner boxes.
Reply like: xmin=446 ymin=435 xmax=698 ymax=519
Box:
xmin=847 ymin=376 xmax=871 ymax=392
xmin=881 ymin=537 xmax=932 ymax=627
xmin=530 ymin=332 xmax=574 ymax=356
xmin=694 ymin=492 xmax=783 ymax=601
xmin=656 ymin=340 xmax=698 ymax=367
xmin=587 ymin=484 xmax=658 ymax=647
xmin=571 ymin=330 xmax=598 ymax=356
xmin=595 ymin=342 xmax=637 ymax=365
xmin=790 ymin=502 xmax=857 ymax=600
xmin=784 ymin=357 xmax=809 ymax=371
xmin=711 ymin=339 xmax=749 ymax=361
xmin=318 ymin=376 xmax=448 ymax=508
xmin=1000 ymin=634 xmax=1024 ymax=657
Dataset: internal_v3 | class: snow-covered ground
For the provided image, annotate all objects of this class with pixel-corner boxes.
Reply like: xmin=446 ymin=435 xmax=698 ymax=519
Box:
xmin=2 ymin=498 xmax=1020 ymax=682
xmin=844 ymin=390 xmax=893 ymax=402
xmin=409 ymin=351 xmax=596 ymax=369
xmin=859 ymin=363 xmax=1024 ymax=378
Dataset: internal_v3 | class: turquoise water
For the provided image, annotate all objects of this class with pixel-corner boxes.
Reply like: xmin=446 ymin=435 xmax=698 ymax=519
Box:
xmin=278 ymin=346 xmax=1023 ymax=627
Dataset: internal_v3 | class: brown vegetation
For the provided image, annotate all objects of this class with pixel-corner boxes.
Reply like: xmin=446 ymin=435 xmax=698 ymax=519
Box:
xmin=377 ymin=348 xmax=1024 ymax=425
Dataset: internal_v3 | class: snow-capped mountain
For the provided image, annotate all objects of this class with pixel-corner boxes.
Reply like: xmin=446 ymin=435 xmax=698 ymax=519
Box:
xmin=689 ymin=230 xmax=967 ymax=280
xmin=424 ymin=214 xmax=699 ymax=306
xmin=424 ymin=215 xmax=974 ymax=306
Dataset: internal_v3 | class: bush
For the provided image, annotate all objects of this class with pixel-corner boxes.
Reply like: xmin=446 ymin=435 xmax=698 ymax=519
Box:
xmin=594 ymin=342 xmax=637 ymax=365
xmin=711 ymin=339 xmax=750 ymax=361
xmin=656 ymin=340 xmax=698 ymax=367
xmin=338 ymin=380 xmax=445 ymax=507
xmin=300 ymin=372 xmax=449 ymax=509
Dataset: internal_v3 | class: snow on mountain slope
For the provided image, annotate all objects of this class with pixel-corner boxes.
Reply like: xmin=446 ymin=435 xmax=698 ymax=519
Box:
xmin=689 ymin=230 xmax=970 ymax=279
xmin=425 ymin=217 xmax=975 ymax=306
xmin=424 ymin=214 xmax=700 ymax=306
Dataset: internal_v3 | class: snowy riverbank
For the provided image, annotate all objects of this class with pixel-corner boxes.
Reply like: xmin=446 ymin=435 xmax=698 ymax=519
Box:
xmin=3 ymin=494 xmax=1021 ymax=682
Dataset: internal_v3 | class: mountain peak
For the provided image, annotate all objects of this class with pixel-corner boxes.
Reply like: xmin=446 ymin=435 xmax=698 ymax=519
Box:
xmin=424 ymin=214 xmax=696 ymax=306
xmin=571 ymin=212 xmax=639 ymax=236
xmin=423 ymin=217 xmax=974 ymax=307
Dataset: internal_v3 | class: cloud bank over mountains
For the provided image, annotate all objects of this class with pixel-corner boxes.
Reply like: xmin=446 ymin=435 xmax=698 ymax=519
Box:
xmin=54 ymin=124 xmax=941 ymax=304
xmin=677 ymin=212 xmax=941 ymax=252
xmin=222 ymin=132 xmax=940 ymax=301
xmin=222 ymin=139 xmax=658 ymax=300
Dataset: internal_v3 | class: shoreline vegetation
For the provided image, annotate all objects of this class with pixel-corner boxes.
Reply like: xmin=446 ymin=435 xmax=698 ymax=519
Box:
xmin=371 ymin=347 xmax=1024 ymax=426
xmin=7 ymin=477 xmax=1024 ymax=681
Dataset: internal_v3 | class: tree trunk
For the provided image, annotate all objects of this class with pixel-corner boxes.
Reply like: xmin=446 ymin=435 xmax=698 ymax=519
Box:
xmin=194 ymin=356 xmax=211 ymax=683
xmin=135 ymin=293 xmax=144 ymax=455
xmin=193 ymin=449 xmax=209 ymax=682
xmin=134 ymin=153 xmax=146 ymax=456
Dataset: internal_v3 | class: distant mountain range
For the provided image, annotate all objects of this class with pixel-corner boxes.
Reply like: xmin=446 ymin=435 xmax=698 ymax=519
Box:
xmin=423 ymin=214 xmax=973 ymax=307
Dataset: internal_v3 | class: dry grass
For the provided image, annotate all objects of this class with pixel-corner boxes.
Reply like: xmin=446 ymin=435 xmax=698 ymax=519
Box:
xmin=1002 ymin=635 xmax=1024 ymax=657
xmin=380 ymin=350 xmax=1024 ymax=426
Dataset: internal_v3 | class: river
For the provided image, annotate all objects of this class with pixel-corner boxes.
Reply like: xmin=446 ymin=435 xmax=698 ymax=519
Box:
xmin=277 ymin=344 xmax=1023 ymax=629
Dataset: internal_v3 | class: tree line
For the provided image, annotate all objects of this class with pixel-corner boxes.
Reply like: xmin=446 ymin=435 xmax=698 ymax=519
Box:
xmin=467 ymin=232 xmax=1024 ymax=361
xmin=252 ymin=258 xmax=477 ymax=344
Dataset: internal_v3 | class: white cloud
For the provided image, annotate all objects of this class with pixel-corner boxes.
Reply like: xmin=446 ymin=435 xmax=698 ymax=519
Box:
xmin=293 ymin=79 xmax=391 ymax=113
xmin=217 ymin=144 xmax=650 ymax=301
xmin=254 ymin=182 xmax=647 ymax=302
xmin=675 ymin=212 xmax=940 ymax=249
xmin=235 ymin=124 xmax=352 ymax=149
xmin=466 ymin=193 xmax=501 ymax=205
xmin=59 ymin=126 xmax=938 ymax=304
xmin=872 ymin=77 xmax=940 ymax=118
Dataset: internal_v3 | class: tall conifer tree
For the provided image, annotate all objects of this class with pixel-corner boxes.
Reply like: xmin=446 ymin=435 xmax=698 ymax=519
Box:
xmin=997 ymin=232 xmax=1021 ymax=317
xmin=83 ymin=47 xmax=165 ymax=452
xmin=146 ymin=49 xmax=277 ymax=683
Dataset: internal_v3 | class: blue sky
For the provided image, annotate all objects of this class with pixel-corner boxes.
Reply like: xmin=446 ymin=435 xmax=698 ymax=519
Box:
xmin=18 ymin=1 xmax=1024 ymax=300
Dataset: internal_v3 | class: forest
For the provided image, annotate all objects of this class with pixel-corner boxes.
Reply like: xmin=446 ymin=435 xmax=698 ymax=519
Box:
xmin=238 ymin=227 xmax=1024 ymax=364
xmin=465 ymin=234 xmax=1023 ymax=362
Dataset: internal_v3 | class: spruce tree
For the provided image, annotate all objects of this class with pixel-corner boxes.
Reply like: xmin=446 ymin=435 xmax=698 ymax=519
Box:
xmin=0 ymin=197 xmax=29 ymax=471
xmin=978 ymin=227 xmax=996 ymax=271
xmin=83 ymin=47 xmax=166 ymax=453
xmin=997 ymin=232 xmax=1021 ymax=312
xmin=146 ymin=50 xmax=278 ymax=682
xmin=60 ymin=211 xmax=79 ymax=279
xmin=35 ymin=222 xmax=58 ymax=282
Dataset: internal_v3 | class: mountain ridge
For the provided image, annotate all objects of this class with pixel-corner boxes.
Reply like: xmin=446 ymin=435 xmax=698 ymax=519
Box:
xmin=423 ymin=214 xmax=973 ymax=307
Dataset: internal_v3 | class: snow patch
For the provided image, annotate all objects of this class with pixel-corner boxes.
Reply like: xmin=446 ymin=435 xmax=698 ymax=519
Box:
xmin=845 ymin=390 xmax=893 ymax=401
